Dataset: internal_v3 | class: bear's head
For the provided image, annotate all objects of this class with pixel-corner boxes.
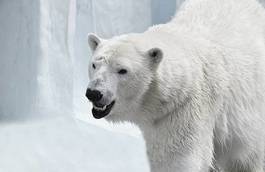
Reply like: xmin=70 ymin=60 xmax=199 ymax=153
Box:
xmin=86 ymin=33 xmax=163 ymax=121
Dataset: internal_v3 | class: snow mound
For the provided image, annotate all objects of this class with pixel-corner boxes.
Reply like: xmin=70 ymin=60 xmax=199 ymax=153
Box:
xmin=0 ymin=116 xmax=149 ymax=172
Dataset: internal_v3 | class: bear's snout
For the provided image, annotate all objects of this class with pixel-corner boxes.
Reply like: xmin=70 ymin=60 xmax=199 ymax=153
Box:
xmin=85 ymin=88 xmax=103 ymax=102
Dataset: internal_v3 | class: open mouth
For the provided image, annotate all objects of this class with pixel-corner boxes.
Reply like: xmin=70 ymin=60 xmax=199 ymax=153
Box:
xmin=92 ymin=101 xmax=115 ymax=119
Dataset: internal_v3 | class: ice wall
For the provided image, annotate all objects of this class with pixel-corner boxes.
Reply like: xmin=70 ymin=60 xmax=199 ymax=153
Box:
xmin=259 ymin=0 xmax=265 ymax=6
xmin=151 ymin=0 xmax=177 ymax=24
xmin=37 ymin=0 xmax=73 ymax=116
xmin=0 ymin=0 xmax=40 ymax=121
xmin=0 ymin=0 xmax=73 ymax=120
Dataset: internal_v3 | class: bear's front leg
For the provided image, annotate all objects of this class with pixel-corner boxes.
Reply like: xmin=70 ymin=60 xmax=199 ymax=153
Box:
xmin=149 ymin=145 xmax=214 ymax=172
xmin=146 ymin=121 xmax=215 ymax=172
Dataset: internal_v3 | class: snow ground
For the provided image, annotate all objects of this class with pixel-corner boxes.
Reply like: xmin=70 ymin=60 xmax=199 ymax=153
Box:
xmin=0 ymin=116 xmax=149 ymax=172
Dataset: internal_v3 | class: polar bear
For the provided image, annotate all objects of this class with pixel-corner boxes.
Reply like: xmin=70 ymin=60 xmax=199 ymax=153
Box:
xmin=85 ymin=0 xmax=265 ymax=171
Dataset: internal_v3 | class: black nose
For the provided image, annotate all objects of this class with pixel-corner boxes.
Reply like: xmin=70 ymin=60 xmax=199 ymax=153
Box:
xmin=85 ymin=88 xmax=103 ymax=102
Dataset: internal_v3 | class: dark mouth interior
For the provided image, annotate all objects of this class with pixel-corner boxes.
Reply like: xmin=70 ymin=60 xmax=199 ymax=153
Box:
xmin=93 ymin=101 xmax=105 ymax=108
xmin=92 ymin=101 xmax=115 ymax=119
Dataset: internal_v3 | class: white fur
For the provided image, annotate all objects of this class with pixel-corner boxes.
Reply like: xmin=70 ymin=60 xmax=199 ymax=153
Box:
xmin=87 ymin=0 xmax=265 ymax=171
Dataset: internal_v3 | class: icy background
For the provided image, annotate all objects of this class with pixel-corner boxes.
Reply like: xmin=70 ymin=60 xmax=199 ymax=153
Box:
xmin=0 ymin=0 xmax=264 ymax=171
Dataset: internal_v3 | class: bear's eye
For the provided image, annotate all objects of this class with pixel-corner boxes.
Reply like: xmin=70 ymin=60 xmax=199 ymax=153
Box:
xmin=92 ymin=63 xmax=96 ymax=69
xmin=118 ymin=69 xmax=127 ymax=75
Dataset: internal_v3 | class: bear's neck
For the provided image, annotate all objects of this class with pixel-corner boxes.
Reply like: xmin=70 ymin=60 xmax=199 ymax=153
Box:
xmin=139 ymin=69 xmax=191 ymax=123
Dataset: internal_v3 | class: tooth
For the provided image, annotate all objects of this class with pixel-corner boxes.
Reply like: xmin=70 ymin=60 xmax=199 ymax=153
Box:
xmin=93 ymin=104 xmax=106 ymax=111
xmin=93 ymin=104 xmax=100 ymax=110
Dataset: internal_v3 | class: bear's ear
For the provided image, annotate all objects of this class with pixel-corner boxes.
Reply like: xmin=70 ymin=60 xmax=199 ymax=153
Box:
xmin=88 ymin=33 xmax=102 ymax=52
xmin=146 ymin=48 xmax=163 ymax=67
